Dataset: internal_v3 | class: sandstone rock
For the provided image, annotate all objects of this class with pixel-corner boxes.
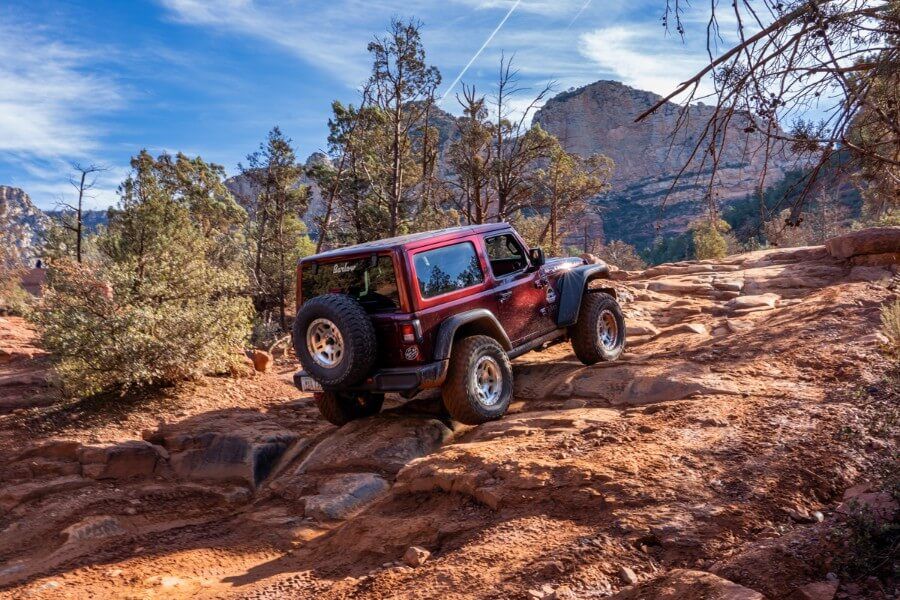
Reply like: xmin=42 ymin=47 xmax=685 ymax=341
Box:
xmin=619 ymin=366 xmax=740 ymax=405
xmin=79 ymin=441 xmax=165 ymax=480
xmin=619 ymin=566 xmax=638 ymax=585
xmin=251 ymin=350 xmax=273 ymax=373
xmin=654 ymin=323 xmax=708 ymax=339
xmin=26 ymin=458 xmax=80 ymax=478
xmin=791 ymin=581 xmax=838 ymax=600
xmin=168 ymin=432 xmax=296 ymax=487
xmin=647 ymin=280 xmax=713 ymax=296
xmin=148 ymin=413 xmax=300 ymax=487
xmin=785 ymin=506 xmax=817 ymax=524
xmin=726 ymin=293 xmax=779 ymax=312
xmin=848 ymin=266 xmax=893 ymax=283
xmin=19 ymin=439 xmax=81 ymax=462
xmin=63 ymin=515 xmax=126 ymax=543
xmin=0 ymin=475 xmax=92 ymax=510
xmin=304 ymin=473 xmax=390 ymax=521
xmin=713 ymin=279 xmax=744 ymax=292
xmin=825 ymin=227 xmax=900 ymax=259
xmin=609 ymin=569 xmax=764 ymax=599
xmin=403 ymin=546 xmax=431 ymax=567
xmin=299 ymin=416 xmax=452 ymax=475
xmin=554 ymin=585 xmax=577 ymax=599
xmin=725 ymin=319 xmax=754 ymax=334
xmin=850 ymin=251 xmax=900 ymax=266
xmin=625 ymin=319 xmax=660 ymax=337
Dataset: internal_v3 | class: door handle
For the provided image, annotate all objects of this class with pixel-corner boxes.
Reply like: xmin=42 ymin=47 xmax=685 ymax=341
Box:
xmin=497 ymin=290 xmax=512 ymax=303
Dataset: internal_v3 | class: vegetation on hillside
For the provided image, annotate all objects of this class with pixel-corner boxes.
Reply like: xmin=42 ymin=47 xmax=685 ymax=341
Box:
xmin=34 ymin=153 xmax=253 ymax=396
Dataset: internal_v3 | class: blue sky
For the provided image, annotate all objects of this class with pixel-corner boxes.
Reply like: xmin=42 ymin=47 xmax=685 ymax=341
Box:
xmin=1 ymin=0 xmax=734 ymax=210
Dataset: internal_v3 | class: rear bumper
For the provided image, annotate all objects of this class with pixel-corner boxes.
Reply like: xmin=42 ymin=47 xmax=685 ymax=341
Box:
xmin=293 ymin=360 xmax=448 ymax=394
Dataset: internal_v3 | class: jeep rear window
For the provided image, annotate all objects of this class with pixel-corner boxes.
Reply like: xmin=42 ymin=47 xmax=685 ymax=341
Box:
xmin=301 ymin=255 xmax=399 ymax=311
xmin=413 ymin=241 xmax=484 ymax=299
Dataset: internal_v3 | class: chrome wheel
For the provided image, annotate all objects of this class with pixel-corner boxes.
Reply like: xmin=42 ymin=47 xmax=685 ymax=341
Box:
xmin=597 ymin=309 xmax=619 ymax=350
xmin=306 ymin=318 xmax=344 ymax=367
xmin=473 ymin=356 xmax=502 ymax=406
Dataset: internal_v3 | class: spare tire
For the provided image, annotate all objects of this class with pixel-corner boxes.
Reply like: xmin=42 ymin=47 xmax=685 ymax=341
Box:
xmin=293 ymin=294 xmax=377 ymax=387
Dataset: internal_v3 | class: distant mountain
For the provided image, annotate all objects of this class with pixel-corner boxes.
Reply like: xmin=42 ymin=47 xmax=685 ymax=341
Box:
xmin=44 ymin=209 xmax=109 ymax=233
xmin=224 ymin=153 xmax=331 ymax=233
xmin=0 ymin=186 xmax=111 ymax=264
xmin=533 ymin=80 xmax=796 ymax=249
xmin=0 ymin=186 xmax=49 ymax=264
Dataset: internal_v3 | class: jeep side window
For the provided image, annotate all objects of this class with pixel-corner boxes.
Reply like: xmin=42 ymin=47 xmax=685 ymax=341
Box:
xmin=413 ymin=241 xmax=484 ymax=298
xmin=485 ymin=234 xmax=528 ymax=277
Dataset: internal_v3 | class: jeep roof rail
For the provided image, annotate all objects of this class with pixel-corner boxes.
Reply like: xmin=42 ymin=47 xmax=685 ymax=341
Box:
xmin=300 ymin=223 xmax=511 ymax=263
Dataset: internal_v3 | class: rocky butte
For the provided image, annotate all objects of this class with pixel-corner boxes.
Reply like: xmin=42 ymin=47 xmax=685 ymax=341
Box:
xmin=533 ymin=80 xmax=797 ymax=248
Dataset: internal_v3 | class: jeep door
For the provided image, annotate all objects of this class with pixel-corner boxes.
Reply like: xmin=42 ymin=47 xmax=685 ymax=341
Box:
xmin=483 ymin=232 xmax=557 ymax=346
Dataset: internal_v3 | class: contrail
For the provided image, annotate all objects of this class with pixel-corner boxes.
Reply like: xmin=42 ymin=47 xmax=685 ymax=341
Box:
xmin=439 ymin=0 xmax=522 ymax=104
xmin=566 ymin=0 xmax=592 ymax=29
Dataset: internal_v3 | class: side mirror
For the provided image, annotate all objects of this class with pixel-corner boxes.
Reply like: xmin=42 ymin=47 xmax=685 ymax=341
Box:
xmin=529 ymin=247 xmax=545 ymax=268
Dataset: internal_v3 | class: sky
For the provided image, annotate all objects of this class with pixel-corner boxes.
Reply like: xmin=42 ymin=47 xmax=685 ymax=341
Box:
xmin=1 ymin=0 xmax=738 ymax=210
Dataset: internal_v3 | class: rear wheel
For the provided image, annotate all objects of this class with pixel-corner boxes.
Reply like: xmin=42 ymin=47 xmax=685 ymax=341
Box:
xmin=315 ymin=391 xmax=384 ymax=426
xmin=571 ymin=292 xmax=626 ymax=365
xmin=442 ymin=335 xmax=513 ymax=425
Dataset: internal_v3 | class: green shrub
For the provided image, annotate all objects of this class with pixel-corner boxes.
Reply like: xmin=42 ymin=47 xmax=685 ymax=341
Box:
xmin=880 ymin=299 xmax=900 ymax=361
xmin=692 ymin=219 xmax=731 ymax=260
xmin=34 ymin=153 xmax=252 ymax=397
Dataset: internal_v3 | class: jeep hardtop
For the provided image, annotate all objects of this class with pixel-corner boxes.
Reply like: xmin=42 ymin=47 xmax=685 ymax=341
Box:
xmin=292 ymin=222 xmax=625 ymax=425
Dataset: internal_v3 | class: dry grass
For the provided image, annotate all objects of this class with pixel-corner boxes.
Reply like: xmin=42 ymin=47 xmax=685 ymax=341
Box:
xmin=880 ymin=298 xmax=900 ymax=361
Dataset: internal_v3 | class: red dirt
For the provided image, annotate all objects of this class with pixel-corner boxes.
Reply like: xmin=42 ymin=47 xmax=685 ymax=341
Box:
xmin=0 ymin=245 xmax=896 ymax=600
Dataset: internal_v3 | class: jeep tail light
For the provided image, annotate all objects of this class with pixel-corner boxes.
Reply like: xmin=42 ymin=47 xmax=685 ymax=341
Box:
xmin=399 ymin=319 xmax=421 ymax=343
xmin=400 ymin=323 xmax=416 ymax=343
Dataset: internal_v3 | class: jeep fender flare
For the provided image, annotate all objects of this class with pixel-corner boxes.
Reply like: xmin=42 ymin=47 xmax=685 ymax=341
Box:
xmin=433 ymin=309 xmax=512 ymax=361
xmin=556 ymin=263 xmax=615 ymax=328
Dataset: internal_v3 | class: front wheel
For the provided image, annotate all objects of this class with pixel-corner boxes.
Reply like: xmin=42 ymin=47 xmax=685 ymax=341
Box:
xmin=315 ymin=391 xmax=384 ymax=426
xmin=441 ymin=335 xmax=513 ymax=425
xmin=571 ymin=292 xmax=626 ymax=365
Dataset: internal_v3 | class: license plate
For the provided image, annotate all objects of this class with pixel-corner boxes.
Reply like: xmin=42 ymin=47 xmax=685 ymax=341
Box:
xmin=300 ymin=377 xmax=323 ymax=392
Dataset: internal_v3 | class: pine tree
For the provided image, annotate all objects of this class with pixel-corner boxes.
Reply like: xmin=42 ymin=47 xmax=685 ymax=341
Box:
xmin=239 ymin=127 xmax=310 ymax=330
xmin=35 ymin=152 xmax=252 ymax=396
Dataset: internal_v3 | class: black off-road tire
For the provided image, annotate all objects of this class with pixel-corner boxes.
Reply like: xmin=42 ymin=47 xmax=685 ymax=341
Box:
xmin=293 ymin=294 xmax=377 ymax=387
xmin=570 ymin=292 xmax=626 ymax=365
xmin=441 ymin=335 xmax=513 ymax=425
xmin=315 ymin=391 xmax=384 ymax=426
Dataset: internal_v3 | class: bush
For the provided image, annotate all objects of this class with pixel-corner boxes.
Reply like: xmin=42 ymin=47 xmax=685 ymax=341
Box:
xmin=0 ymin=279 xmax=32 ymax=316
xmin=692 ymin=219 xmax=731 ymax=260
xmin=880 ymin=299 xmax=900 ymax=362
xmin=594 ymin=240 xmax=646 ymax=270
xmin=34 ymin=153 xmax=252 ymax=397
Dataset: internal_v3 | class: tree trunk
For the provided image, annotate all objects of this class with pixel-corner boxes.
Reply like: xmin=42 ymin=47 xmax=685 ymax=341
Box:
xmin=390 ymin=90 xmax=403 ymax=236
xmin=76 ymin=171 xmax=86 ymax=263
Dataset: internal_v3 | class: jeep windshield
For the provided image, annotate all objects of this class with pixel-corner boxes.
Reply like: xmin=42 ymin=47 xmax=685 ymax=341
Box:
xmin=301 ymin=255 xmax=400 ymax=311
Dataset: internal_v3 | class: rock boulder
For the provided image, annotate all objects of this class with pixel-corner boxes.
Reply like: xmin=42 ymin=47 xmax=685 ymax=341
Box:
xmin=825 ymin=227 xmax=900 ymax=259
xmin=298 ymin=416 xmax=452 ymax=475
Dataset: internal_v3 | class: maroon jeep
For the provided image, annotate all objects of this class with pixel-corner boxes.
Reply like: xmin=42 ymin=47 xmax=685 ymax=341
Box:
xmin=292 ymin=223 xmax=625 ymax=425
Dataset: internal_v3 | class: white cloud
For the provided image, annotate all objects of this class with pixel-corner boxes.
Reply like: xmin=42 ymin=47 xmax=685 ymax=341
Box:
xmin=158 ymin=0 xmax=371 ymax=86
xmin=451 ymin=0 xmax=592 ymax=17
xmin=0 ymin=23 xmax=122 ymax=159
xmin=578 ymin=25 xmax=714 ymax=99
xmin=0 ymin=21 xmax=125 ymax=210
